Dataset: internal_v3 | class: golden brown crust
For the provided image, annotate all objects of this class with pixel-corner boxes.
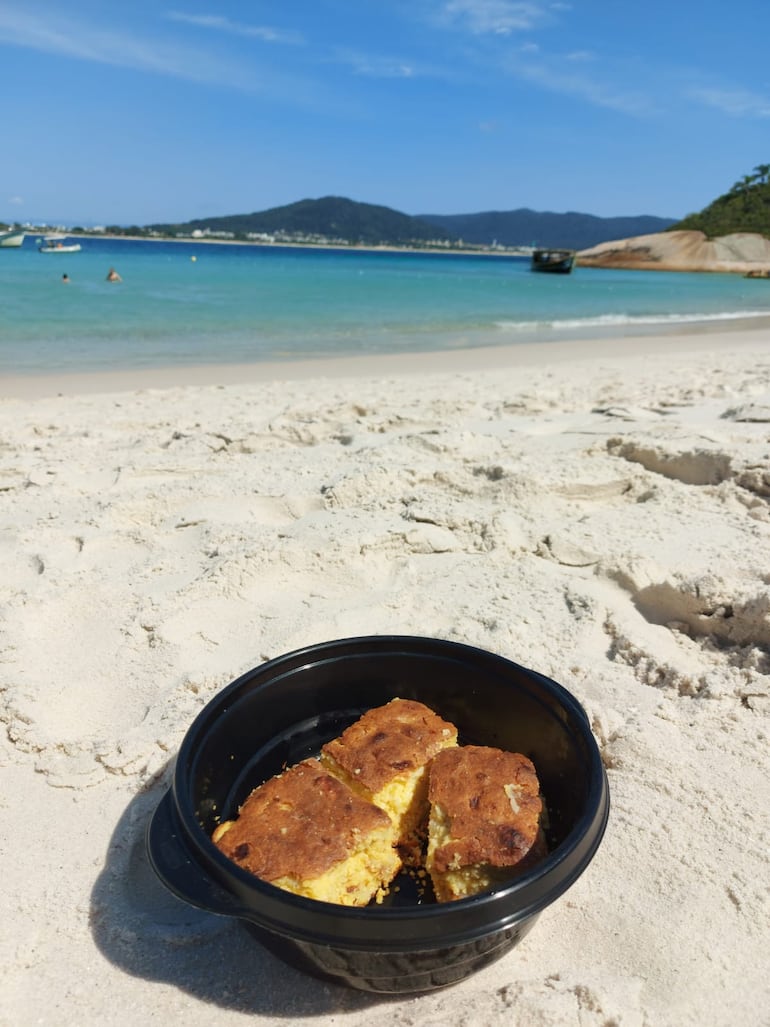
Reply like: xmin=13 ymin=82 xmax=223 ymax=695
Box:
xmin=427 ymin=745 xmax=542 ymax=873
xmin=213 ymin=758 xmax=392 ymax=882
xmin=321 ymin=698 xmax=458 ymax=794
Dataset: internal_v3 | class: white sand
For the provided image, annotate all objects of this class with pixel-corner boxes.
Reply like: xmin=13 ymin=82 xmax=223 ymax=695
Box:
xmin=1 ymin=328 xmax=769 ymax=1026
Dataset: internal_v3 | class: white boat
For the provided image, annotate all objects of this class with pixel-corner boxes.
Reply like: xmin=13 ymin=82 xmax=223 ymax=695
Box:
xmin=38 ymin=234 xmax=82 ymax=253
xmin=0 ymin=228 xmax=25 ymax=248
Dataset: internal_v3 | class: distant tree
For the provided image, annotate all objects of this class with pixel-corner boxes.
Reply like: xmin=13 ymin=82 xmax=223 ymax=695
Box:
xmin=671 ymin=164 xmax=770 ymax=238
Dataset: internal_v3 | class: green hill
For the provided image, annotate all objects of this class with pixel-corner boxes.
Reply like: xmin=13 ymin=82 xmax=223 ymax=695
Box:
xmin=418 ymin=209 xmax=675 ymax=249
xmin=148 ymin=196 xmax=675 ymax=250
xmin=150 ymin=196 xmax=452 ymax=247
xmin=670 ymin=165 xmax=770 ymax=238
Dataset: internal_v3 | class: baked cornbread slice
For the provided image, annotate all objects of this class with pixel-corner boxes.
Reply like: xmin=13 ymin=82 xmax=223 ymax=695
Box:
xmin=320 ymin=697 xmax=458 ymax=864
xmin=426 ymin=744 xmax=544 ymax=902
xmin=212 ymin=758 xmax=401 ymax=906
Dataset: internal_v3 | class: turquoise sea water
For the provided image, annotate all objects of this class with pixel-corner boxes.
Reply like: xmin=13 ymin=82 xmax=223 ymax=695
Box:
xmin=2 ymin=235 xmax=770 ymax=375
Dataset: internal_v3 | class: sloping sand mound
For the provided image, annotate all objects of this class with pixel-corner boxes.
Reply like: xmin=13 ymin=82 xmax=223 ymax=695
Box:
xmin=578 ymin=229 xmax=770 ymax=273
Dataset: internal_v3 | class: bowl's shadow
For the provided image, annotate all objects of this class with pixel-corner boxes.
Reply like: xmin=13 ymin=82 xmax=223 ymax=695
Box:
xmin=89 ymin=764 xmax=386 ymax=1017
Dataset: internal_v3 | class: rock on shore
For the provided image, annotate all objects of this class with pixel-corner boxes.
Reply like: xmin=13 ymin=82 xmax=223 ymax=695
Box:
xmin=578 ymin=229 xmax=770 ymax=273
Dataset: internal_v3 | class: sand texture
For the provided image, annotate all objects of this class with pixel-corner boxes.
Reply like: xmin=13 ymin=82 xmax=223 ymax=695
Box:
xmin=1 ymin=329 xmax=769 ymax=1026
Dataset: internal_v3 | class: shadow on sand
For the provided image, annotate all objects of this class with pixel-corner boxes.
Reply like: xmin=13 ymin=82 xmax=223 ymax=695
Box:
xmin=89 ymin=765 xmax=391 ymax=1018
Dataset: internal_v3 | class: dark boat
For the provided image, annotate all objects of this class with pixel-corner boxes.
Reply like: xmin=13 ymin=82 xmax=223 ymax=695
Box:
xmin=531 ymin=248 xmax=575 ymax=274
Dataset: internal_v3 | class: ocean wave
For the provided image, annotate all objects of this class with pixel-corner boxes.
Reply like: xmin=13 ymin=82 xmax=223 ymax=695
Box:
xmin=494 ymin=310 xmax=770 ymax=331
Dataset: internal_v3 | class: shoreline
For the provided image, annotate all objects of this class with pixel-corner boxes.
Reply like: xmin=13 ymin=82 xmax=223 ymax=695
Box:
xmin=17 ymin=229 xmax=532 ymax=259
xmin=2 ymin=322 xmax=769 ymax=400
xmin=14 ymin=227 xmax=770 ymax=273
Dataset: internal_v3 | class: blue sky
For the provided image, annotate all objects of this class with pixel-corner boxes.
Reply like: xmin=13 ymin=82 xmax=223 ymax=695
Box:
xmin=2 ymin=0 xmax=769 ymax=226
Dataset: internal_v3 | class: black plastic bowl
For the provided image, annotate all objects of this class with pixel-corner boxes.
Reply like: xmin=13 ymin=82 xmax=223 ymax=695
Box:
xmin=147 ymin=636 xmax=609 ymax=993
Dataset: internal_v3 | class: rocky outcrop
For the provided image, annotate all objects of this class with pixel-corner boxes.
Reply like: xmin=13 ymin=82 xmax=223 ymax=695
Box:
xmin=577 ymin=230 xmax=770 ymax=274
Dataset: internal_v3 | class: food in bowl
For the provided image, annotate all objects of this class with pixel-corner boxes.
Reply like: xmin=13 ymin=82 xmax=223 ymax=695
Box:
xmin=426 ymin=745 xmax=545 ymax=902
xmin=212 ymin=697 xmax=545 ymax=907
xmin=212 ymin=758 xmax=402 ymax=906
xmin=147 ymin=636 xmax=610 ymax=992
xmin=320 ymin=697 xmax=458 ymax=864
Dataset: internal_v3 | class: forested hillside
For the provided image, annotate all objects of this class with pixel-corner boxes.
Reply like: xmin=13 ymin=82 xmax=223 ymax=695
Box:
xmin=418 ymin=209 xmax=675 ymax=249
xmin=151 ymin=196 xmax=451 ymax=246
xmin=149 ymin=197 xmax=675 ymax=249
xmin=671 ymin=165 xmax=770 ymax=238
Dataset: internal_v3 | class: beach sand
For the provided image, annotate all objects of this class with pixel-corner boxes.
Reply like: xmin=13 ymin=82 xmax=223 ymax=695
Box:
xmin=1 ymin=328 xmax=768 ymax=1026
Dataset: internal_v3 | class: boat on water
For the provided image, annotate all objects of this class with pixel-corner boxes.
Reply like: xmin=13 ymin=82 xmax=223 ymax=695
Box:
xmin=531 ymin=248 xmax=575 ymax=274
xmin=38 ymin=234 xmax=82 ymax=254
xmin=0 ymin=228 xmax=25 ymax=248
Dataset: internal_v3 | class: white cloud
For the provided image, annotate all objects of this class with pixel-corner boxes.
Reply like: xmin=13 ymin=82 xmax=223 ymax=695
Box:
xmin=166 ymin=11 xmax=304 ymax=46
xmin=510 ymin=58 xmax=652 ymax=115
xmin=688 ymin=86 xmax=770 ymax=119
xmin=8 ymin=196 xmax=24 ymax=205
xmin=0 ymin=7 xmax=261 ymax=89
xmin=336 ymin=49 xmax=417 ymax=78
xmin=441 ymin=0 xmax=553 ymax=35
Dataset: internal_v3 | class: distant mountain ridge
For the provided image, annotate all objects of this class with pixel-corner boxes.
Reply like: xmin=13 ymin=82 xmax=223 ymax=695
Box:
xmin=419 ymin=209 xmax=676 ymax=250
xmin=149 ymin=196 xmax=675 ymax=250
xmin=150 ymin=196 xmax=453 ymax=247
